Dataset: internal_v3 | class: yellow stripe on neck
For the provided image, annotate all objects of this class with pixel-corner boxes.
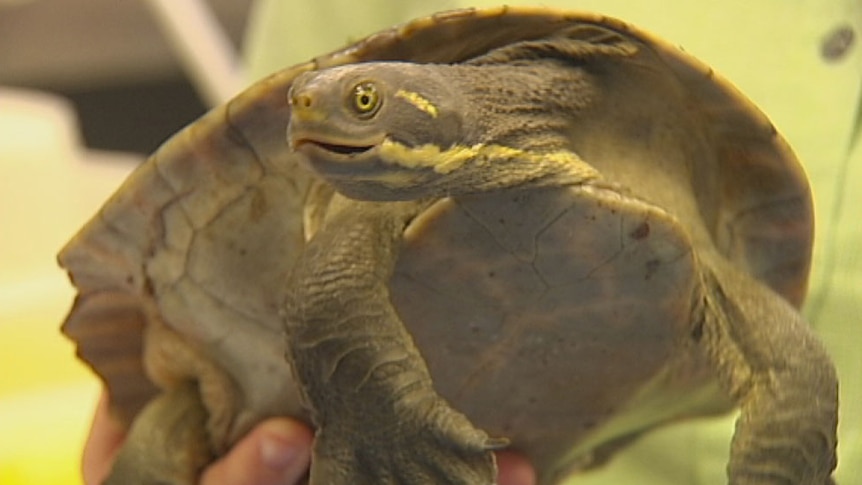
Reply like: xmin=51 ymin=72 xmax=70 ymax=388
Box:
xmin=378 ymin=138 xmax=600 ymax=180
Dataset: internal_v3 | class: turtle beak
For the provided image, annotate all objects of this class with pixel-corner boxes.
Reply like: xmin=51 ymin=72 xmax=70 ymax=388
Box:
xmin=287 ymin=76 xmax=326 ymax=151
xmin=287 ymin=72 xmax=384 ymax=155
xmin=288 ymin=81 xmax=327 ymax=125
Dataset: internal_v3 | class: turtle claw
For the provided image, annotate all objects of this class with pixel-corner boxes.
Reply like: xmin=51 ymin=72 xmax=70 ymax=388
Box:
xmin=309 ymin=434 xmax=501 ymax=485
xmin=309 ymin=399 xmax=506 ymax=485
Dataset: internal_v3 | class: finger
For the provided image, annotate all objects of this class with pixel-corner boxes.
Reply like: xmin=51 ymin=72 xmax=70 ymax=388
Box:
xmin=82 ymin=392 xmax=127 ymax=485
xmin=200 ymin=418 xmax=313 ymax=485
xmin=496 ymin=450 xmax=537 ymax=485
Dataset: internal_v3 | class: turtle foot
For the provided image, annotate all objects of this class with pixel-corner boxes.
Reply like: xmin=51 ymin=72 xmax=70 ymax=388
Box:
xmin=104 ymin=383 xmax=211 ymax=485
xmin=309 ymin=399 xmax=506 ymax=485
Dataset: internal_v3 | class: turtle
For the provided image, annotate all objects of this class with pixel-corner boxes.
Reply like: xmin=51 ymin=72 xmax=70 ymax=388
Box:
xmin=58 ymin=5 xmax=839 ymax=485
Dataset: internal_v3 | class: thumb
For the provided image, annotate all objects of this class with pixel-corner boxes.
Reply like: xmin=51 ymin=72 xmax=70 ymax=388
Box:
xmin=200 ymin=418 xmax=313 ymax=485
xmin=496 ymin=450 xmax=537 ymax=485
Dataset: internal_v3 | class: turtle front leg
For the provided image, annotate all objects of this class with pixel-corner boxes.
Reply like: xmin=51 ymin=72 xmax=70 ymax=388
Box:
xmin=105 ymin=382 xmax=212 ymax=485
xmin=703 ymin=259 xmax=838 ymax=484
xmin=283 ymin=201 xmax=505 ymax=485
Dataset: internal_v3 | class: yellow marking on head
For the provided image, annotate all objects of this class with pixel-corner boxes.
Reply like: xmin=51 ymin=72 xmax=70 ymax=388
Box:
xmin=395 ymin=90 xmax=438 ymax=118
xmin=291 ymin=107 xmax=327 ymax=123
xmin=378 ymin=139 xmax=600 ymax=181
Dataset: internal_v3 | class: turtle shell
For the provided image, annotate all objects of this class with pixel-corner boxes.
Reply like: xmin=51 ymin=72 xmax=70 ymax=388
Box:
xmin=59 ymin=5 xmax=812 ymax=481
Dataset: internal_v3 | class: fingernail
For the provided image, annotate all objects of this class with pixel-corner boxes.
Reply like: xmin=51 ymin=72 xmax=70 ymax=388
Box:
xmin=261 ymin=434 xmax=301 ymax=470
xmin=259 ymin=421 xmax=311 ymax=474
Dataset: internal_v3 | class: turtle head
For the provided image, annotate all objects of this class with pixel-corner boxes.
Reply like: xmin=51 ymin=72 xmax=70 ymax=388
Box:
xmin=288 ymin=62 xmax=469 ymax=200
xmin=288 ymin=61 xmax=597 ymax=200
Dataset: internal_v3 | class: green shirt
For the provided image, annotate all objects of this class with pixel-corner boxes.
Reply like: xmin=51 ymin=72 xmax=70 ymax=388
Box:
xmin=245 ymin=1 xmax=861 ymax=482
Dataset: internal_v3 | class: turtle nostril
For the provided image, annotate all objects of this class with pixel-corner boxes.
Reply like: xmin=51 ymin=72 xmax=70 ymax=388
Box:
xmin=291 ymin=94 xmax=313 ymax=110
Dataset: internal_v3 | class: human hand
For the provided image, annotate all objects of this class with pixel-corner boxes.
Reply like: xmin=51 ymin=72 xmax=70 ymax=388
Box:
xmin=83 ymin=391 xmax=536 ymax=485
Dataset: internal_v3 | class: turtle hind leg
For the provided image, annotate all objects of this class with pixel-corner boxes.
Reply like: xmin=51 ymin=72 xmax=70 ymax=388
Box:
xmin=105 ymin=382 xmax=212 ymax=485
xmin=309 ymin=398 xmax=505 ymax=485
xmin=701 ymin=257 xmax=837 ymax=484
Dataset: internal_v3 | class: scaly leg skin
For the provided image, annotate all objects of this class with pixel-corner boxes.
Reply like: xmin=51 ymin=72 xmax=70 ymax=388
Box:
xmin=105 ymin=382 xmax=212 ymax=485
xmin=283 ymin=201 xmax=506 ymax=485
xmin=703 ymin=256 xmax=838 ymax=485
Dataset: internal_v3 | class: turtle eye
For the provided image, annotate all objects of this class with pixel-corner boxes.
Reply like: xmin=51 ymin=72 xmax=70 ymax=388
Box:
xmin=351 ymin=82 xmax=381 ymax=117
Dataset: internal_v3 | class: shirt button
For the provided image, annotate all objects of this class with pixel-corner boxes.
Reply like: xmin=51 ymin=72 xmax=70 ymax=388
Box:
xmin=821 ymin=24 xmax=855 ymax=62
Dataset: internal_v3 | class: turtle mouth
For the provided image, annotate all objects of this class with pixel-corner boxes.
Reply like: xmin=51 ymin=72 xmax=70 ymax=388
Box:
xmin=297 ymin=139 xmax=376 ymax=157
xmin=290 ymin=134 xmax=389 ymax=177
xmin=290 ymin=130 xmax=383 ymax=160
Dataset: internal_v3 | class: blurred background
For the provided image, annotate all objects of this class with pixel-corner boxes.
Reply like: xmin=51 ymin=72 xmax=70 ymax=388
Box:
xmin=0 ymin=0 xmax=253 ymax=154
xmin=1 ymin=0 xmax=859 ymax=484
xmin=0 ymin=1 xmax=251 ymax=483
